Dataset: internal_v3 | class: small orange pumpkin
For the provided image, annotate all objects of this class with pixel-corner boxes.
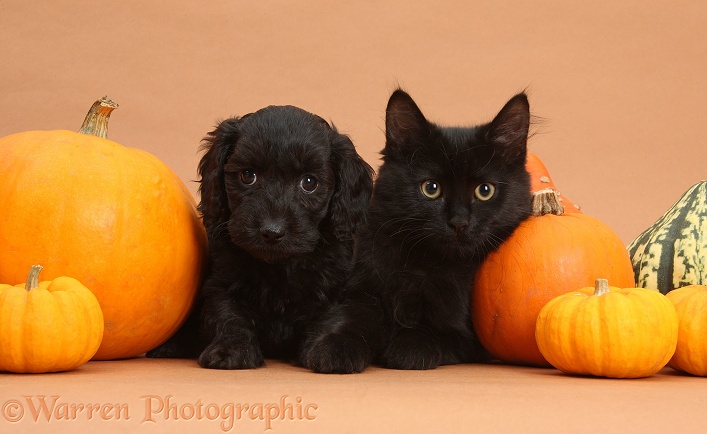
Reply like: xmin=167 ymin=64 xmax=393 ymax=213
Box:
xmin=0 ymin=265 xmax=104 ymax=373
xmin=471 ymin=189 xmax=635 ymax=366
xmin=535 ymin=278 xmax=678 ymax=378
xmin=666 ymin=285 xmax=707 ymax=376
xmin=526 ymin=152 xmax=581 ymax=212
xmin=0 ymin=98 xmax=207 ymax=360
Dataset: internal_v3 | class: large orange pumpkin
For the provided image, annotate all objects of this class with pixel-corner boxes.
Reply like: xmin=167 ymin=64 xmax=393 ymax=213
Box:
xmin=471 ymin=189 xmax=635 ymax=367
xmin=0 ymin=97 xmax=207 ymax=360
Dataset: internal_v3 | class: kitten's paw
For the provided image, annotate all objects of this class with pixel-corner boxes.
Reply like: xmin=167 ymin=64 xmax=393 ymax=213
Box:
xmin=381 ymin=328 xmax=443 ymax=370
xmin=198 ymin=339 xmax=264 ymax=370
xmin=300 ymin=333 xmax=372 ymax=374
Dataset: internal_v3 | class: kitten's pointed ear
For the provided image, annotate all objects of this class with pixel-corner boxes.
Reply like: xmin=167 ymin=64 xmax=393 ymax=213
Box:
xmin=487 ymin=93 xmax=530 ymax=164
xmin=385 ymin=89 xmax=430 ymax=154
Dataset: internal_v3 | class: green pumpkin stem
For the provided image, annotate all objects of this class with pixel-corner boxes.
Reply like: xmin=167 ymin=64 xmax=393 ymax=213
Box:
xmin=593 ymin=278 xmax=610 ymax=296
xmin=532 ymin=188 xmax=564 ymax=216
xmin=25 ymin=265 xmax=43 ymax=291
xmin=78 ymin=96 xmax=119 ymax=139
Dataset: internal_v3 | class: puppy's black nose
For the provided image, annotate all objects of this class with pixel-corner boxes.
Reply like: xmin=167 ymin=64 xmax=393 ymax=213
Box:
xmin=260 ymin=224 xmax=285 ymax=244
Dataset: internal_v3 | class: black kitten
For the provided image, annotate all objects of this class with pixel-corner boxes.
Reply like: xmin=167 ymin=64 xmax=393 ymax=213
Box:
xmin=301 ymin=89 xmax=532 ymax=372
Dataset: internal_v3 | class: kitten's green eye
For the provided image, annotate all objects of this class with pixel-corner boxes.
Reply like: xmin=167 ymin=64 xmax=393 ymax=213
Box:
xmin=421 ymin=180 xmax=442 ymax=199
xmin=474 ymin=183 xmax=495 ymax=201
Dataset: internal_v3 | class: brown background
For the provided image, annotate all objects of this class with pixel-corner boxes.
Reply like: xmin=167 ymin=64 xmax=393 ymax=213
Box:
xmin=2 ymin=1 xmax=707 ymax=433
xmin=2 ymin=1 xmax=706 ymax=244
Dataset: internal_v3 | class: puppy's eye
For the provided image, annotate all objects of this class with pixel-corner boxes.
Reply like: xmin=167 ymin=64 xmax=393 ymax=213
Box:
xmin=240 ymin=170 xmax=257 ymax=186
xmin=300 ymin=175 xmax=318 ymax=193
xmin=421 ymin=180 xmax=441 ymax=199
xmin=474 ymin=183 xmax=495 ymax=201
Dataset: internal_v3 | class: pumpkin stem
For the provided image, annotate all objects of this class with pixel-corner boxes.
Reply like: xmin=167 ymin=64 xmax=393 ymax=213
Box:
xmin=532 ymin=188 xmax=565 ymax=216
xmin=593 ymin=278 xmax=610 ymax=296
xmin=78 ymin=96 xmax=119 ymax=139
xmin=25 ymin=265 xmax=43 ymax=291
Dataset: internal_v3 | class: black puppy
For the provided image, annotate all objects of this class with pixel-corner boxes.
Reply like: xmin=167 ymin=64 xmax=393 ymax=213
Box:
xmin=147 ymin=105 xmax=373 ymax=369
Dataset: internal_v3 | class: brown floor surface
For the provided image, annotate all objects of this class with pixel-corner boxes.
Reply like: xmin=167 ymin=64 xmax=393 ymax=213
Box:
xmin=2 ymin=358 xmax=705 ymax=433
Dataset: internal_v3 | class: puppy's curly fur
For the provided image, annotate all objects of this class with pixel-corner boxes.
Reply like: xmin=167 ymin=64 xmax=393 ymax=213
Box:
xmin=147 ymin=105 xmax=373 ymax=369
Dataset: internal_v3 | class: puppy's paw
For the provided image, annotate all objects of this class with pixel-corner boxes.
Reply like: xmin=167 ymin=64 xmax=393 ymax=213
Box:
xmin=381 ymin=328 xmax=443 ymax=370
xmin=300 ymin=332 xmax=372 ymax=374
xmin=198 ymin=339 xmax=264 ymax=370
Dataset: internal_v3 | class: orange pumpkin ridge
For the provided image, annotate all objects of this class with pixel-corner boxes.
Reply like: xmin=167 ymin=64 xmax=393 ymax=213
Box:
xmin=0 ymin=98 xmax=207 ymax=360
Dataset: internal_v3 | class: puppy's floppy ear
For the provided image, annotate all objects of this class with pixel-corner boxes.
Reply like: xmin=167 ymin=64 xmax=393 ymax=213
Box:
xmin=328 ymin=131 xmax=374 ymax=241
xmin=198 ymin=117 xmax=240 ymax=231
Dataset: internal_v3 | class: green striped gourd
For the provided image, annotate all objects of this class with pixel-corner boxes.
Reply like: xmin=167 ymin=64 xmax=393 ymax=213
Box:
xmin=627 ymin=181 xmax=707 ymax=294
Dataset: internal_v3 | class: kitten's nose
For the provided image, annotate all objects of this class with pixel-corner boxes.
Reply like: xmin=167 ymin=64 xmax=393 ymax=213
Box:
xmin=448 ymin=217 xmax=469 ymax=234
xmin=260 ymin=224 xmax=286 ymax=244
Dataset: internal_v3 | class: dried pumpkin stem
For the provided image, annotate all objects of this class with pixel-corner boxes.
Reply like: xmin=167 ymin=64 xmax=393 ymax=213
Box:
xmin=78 ymin=96 xmax=118 ymax=139
xmin=532 ymin=188 xmax=564 ymax=216
xmin=593 ymin=278 xmax=610 ymax=296
xmin=25 ymin=265 xmax=43 ymax=291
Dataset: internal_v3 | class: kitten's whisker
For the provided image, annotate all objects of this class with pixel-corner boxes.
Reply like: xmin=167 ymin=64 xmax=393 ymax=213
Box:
xmin=391 ymin=224 xmax=432 ymax=238
xmin=211 ymin=221 xmax=230 ymax=240
xmin=399 ymin=227 xmax=435 ymax=245
xmin=403 ymin=233 xmax=436 ymax=266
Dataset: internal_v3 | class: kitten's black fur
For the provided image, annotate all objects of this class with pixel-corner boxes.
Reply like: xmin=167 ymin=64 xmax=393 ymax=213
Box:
xmin=301 ymin=89 xmax=532 ymax=373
